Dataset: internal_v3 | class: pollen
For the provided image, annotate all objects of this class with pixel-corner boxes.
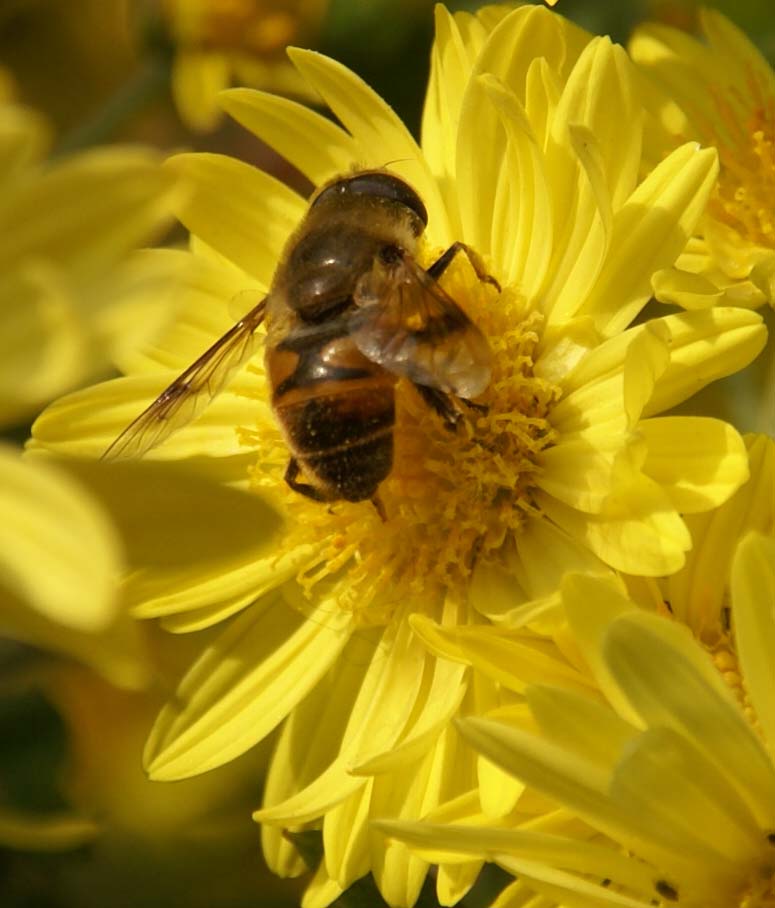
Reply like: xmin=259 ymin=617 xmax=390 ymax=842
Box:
xmin=247 ymin=257 xmax=559 ymax=627
xmin=703 ymin=66 xmax=775 ymax=249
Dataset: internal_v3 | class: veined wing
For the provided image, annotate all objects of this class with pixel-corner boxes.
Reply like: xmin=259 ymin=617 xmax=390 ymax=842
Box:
xmin=102 ymin=296 xmax=267 ymax=460
xmin=350 ymin=253 xmax=492 ymax=399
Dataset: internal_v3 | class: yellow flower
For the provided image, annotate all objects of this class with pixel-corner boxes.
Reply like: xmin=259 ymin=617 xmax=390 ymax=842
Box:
xmin=379 ymin=435 xmax=775 ymax=908
xmin=158 ymin=0 xmax=327 ymax=132
xmin=0 ymin=74 xmax=183 ymax=428
xmin=631 ymin=8 xmax=775 ymax=310
xmin=31 ymin=5 xmax=766 ymax=905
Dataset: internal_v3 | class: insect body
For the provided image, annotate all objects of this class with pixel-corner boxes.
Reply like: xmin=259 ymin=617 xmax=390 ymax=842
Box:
xmin=105 ymin=170 xmax=496 ymax=507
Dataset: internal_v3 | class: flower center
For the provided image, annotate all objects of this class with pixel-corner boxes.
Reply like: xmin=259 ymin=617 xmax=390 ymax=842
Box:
xmin=703 ymin=67 xmax=775 ymax=248
xmin=246 ymin=257 xmax=558 ymax=626
xmin=165 ymin=0 xmax=300 ymax=55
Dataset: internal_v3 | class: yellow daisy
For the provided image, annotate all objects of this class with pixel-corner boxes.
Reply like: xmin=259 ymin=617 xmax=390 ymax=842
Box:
xmin=0 ymin=72 xmax=183 ymax=428
xmin=379 ymin=435 xmax=775 ymax=907
xmin=157 ymin=0 xmax=327 ymax=132
xmin=31 ymin=4 xmax=766 ymax=905
xmin=631 ymin=8 xmax=775 ymax=311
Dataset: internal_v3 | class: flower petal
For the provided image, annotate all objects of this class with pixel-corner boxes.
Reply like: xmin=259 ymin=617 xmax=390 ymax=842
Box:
xmin=219 ymin=88 xmax=358 ymax=186
xmin=145 ymin=591 xmax=353 ymax=779
xmin=604 ymin=610 xmax=775 ymax=830
xmin=580 ymin=143 xmax=718 ymax=335
xmin=287 ymin=49 xmax=449 ymax=242
xmin=537 ymin=472 xmax=690 ymax=576
xmin=479 ymin=75 xmax=552 ymax=295
xmin=0 ymin=448 xmax=121 ymax=633
xmin=0 ymin=147 xmax=180 ymax=285
xmin=731 ymin=532 xmax=775 ymax=762
xmin=639 ymin=416 xmax=748 ymax=512
xmin=171 ymin=51 xmax=228 ymax=132
xmin=643 ymin=308 xmax=766 ymax=416
xmin=165 ymin=152 xmax=305 ymax=283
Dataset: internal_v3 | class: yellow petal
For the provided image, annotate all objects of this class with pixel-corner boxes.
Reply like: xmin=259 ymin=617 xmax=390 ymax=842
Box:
xmin=538 ymin=475 xmax=690 ymax=576
xmin=605 ymin=610 xmax=775 ymax=831
xmin=421 ymin=6 xmax=482 ymax=224
xmin=643 ymin=308 xmax=766 ymax=416
xmin=165 ymin=152 xmax=304 ymax=283
xmin=639 ymin=416 xmax=748 ymax=512
xmin=352 ymin=603 xmax=468 ymax=775
xmin=0 ymin=447 xmax=121 ymax=632
xmin=0 ymin=102 xmax=50 ymax=185
xmin=287 ymin=48 xmax=449 ymax=243
xmin=146 ymin=592 xmax=353 ymax=780
xmin=409 ymin=617 xmax=594 ymax=696
xmin=479 ymin=75 xmax=552 ymax=295
xmin=555 ymin=39 xmax=641 ymax=211
xmin=580 ymin=143 xmax=718 ymax=336
xmin=376 ymin=818 xmax=654 ymax=892
xmin=171 ymin=50 xmax=229 ymax=132
xmin=525 ymin=684 xmax=636 ymax=766
xmin=31 ymin=369 xmax=268 ymax=461
xmin=323 ymin=785 xmax=371 ymax=889
xmin=652 ymin=268 xmax=726 ymax=310
xmin=700 ymin=8 xmax=775 ymax=99
xmin=38 ymin=458 xmax=285 ymax=622
xmin=0 ymin=264 xmax=86 ymax=427
xmin=257 ymin=607 xmax=432 ymax=824
xmin=219 ymin=88 xmax=358 ymax=186
xmin=261 ymin=630 xmax=378 ymax=828
xmin=436 ymin=860 xmax=482 ymax=905
xmin=731 ymin=532 xmax=775 ymax=761
xmin=610 ymin=727 xmax=760 ymax=867
xmin=0 ymin=147 xmax=180 ymax=285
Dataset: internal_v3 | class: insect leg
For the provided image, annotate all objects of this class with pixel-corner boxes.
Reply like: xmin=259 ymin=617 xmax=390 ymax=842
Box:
xmin=426 ymin=242 xmax=501 ymax=292
xmin=371 ymin=494 xmax=387 ymax=522
xmin=414 ymin=384 xmax=463 ymax=432
xmin=284 ymin=457 xmax=332 ymax=502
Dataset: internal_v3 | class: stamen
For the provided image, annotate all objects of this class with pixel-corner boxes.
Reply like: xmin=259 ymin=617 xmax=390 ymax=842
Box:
xmin=701 ymin=63 xmax=775 ymax=249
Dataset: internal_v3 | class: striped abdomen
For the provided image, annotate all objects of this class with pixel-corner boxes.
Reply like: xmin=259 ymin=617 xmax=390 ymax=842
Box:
xmin=267 ymin=331 xmax=397 ymax=502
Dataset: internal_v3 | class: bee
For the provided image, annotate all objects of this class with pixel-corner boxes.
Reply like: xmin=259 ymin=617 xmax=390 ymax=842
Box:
xmin=104 ymin=170 xmax=497 ymax=510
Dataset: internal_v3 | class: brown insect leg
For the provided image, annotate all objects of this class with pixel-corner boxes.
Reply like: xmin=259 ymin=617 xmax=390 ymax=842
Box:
xmin=370 ymin=494 xmax=387 ymax=522
xmin=415 ymin=384 xmax=495 ymax=451
xmin=284 ymin=457 xmax=331 ymax=502
xmin=426 ymin=242 xmax=501 ymax=292
xmin=414 ymin=384 xmax=463 ymax=432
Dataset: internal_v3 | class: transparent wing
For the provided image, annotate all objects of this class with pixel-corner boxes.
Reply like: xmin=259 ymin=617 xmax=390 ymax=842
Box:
xmin=102 ymin=296 xmax=267 ymax=460
xmin=349 ymin=254 xmax=492 ymax=399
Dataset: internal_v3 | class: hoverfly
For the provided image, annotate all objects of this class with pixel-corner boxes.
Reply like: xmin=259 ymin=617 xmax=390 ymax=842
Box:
xmin=105 ymin=170 xmax=496 ymax=509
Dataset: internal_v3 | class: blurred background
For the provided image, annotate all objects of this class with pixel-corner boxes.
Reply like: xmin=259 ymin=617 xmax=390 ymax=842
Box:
xmin=1 ymin=1 xmax=774 ymax=906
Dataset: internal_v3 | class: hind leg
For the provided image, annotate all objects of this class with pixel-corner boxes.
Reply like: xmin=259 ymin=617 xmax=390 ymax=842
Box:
xmin=284 ymin=457 xmax=332 ymax=502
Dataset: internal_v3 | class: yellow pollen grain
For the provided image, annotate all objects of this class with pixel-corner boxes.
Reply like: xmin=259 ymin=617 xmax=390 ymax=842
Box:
xmin=703 ymin=66 xmax=775 ymax=248
xmin=247 ymin=260 xmax=560 ymax=627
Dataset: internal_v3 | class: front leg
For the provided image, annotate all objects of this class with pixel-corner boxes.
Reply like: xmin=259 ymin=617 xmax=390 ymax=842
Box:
xmin=426 ymin=242 xmax=501 ymax=292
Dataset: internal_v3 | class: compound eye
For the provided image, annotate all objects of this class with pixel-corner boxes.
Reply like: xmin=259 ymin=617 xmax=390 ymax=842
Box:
xmin=311 ymin=172 xmax=428 ymax=227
